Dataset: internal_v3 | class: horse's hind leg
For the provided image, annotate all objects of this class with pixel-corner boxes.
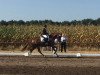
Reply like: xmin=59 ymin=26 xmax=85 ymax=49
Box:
xmin=27 ymin=49 xmax=33 ymax=56
xmin=28 ymin=47 xmax=36 ymax=56
xmin=21 ymin=44 xmax=28 ymax=51
xmin=37 ymin=47 xmax=45 ymax=57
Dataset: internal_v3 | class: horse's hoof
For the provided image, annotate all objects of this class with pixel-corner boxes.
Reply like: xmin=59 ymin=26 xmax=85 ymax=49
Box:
xmin=44 ymin=56 xmax=46 ymax=58
xmin=56 ymin=54 xmax=59 ymax=57
xmin=54 ymin=52 xmax=56 ymax=54
xmin=43 ymin=55 xmax=46 ymax=57
xmin=57 ymin=55 xmax=59 ymax=58
xmin=24 ymin=51 xmax=31 ymax=56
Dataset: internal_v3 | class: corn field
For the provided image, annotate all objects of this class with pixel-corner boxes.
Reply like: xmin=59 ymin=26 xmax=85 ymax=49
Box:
xmin=0 ymin=25 xmax=100 ymax=50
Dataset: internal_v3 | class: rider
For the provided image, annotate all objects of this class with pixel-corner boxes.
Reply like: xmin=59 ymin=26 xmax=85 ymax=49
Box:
xmin=41 ymin=25 xmax=49 ymax=43
xmin=42 ymin=25 xmax=49 ymax=35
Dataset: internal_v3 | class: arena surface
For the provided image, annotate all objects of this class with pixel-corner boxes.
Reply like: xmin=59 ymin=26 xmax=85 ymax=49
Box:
xmin=0 ymin=55 xmax=100 ymax=75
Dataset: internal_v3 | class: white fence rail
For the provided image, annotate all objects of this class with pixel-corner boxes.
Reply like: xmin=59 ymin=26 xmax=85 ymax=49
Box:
xmin=0 ymin=52 xmax=100 ymax=57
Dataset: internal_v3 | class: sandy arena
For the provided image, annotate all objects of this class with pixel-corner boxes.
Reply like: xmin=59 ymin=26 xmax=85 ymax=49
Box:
xmin=0 ymin=54 xmax=100 ymax=75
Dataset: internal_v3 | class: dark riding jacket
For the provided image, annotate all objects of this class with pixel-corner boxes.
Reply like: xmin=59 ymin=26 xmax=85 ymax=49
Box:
xmin=42 ymin=28 xmax=49 ymax=35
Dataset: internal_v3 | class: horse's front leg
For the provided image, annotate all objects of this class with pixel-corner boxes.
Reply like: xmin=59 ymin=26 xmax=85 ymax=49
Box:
xmin=52 ymin=46 xmax=59 ymax=57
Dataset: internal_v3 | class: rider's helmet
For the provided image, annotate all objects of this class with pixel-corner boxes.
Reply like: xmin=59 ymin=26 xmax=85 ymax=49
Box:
xmin=44 ymin=25 xmax=47 ymax=28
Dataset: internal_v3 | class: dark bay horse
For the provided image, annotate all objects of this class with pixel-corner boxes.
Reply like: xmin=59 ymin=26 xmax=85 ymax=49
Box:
xmin=22 ymin=33 xmax=59 ymax=57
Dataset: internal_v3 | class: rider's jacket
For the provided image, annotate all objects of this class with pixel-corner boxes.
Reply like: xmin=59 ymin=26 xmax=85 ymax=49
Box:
xmin=42 ymin=28 xmax=49 ymax=35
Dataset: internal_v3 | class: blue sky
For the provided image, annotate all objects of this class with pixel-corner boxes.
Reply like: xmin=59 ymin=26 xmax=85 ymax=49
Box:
xmin=0 ymin=0 xmax=100 ymax=21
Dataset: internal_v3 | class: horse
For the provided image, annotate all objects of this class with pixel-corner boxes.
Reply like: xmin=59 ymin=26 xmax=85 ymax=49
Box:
xmin=21 ymin=33 xmax=60 ymax=57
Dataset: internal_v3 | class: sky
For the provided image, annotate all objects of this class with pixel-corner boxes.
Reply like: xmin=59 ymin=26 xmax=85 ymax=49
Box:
xmin=0 ymin=0 xmax=100 ymax=22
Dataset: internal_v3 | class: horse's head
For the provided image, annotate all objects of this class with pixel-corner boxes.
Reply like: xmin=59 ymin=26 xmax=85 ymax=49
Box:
xmin=50 ymin=33 xmax=62 ymax=43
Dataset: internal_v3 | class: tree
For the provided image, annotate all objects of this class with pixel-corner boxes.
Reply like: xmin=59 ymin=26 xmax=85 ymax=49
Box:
xmin=17 ymin=20 xmax=25 ymax=25
xmin=0 ymin=20 xmax=8 ymax=25
xmin=62 ymin=21 xmax=70 ymax=25
xmin=81 ymin=18 xmax=93 ymax=25
xmin=96 ymin=18 xmax=100 ymax=25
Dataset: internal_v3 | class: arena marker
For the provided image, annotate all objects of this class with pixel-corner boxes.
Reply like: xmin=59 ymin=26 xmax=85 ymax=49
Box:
xmin=76 ymin=53 xmax=81 ymax=57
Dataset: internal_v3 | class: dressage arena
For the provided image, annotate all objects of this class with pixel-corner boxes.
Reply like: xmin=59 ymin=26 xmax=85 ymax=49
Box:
xmin=0 ymin=51 xmax=100 ymax=75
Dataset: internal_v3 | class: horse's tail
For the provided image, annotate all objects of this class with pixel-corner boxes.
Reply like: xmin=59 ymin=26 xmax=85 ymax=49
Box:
xmin=21 ymin=44 xmax=28 ymax=51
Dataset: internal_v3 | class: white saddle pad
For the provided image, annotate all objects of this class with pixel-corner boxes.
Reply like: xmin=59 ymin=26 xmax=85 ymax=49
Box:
xmin=40 ymin=35 xmax=49 ymax=42
xmin=42 ymin=35 xmax=48 ymax=38
xmin=40 ymin=37 xmax=44 ymax=42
